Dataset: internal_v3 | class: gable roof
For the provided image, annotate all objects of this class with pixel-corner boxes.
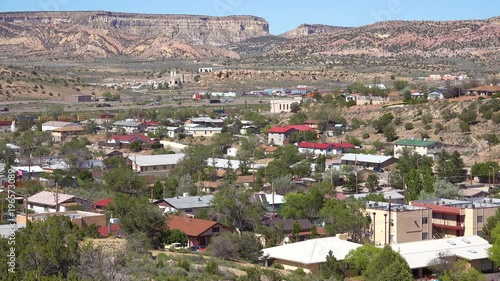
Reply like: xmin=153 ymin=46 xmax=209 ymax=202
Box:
xmin=262 ymin=236 xmax=361 ymax=265
xmin=268 ymin=125 xmax=317 ymax=134
xmin=52 ymin=126 xmax=84 ymax=132
xmin=298 ymin=142 xmax=355 ymax=150
xmin=28 ymin=191 xmax=78 ymax=207
xmin=167 ymin=215 xmax=227 ymax=237
xmin=341 ymin=154 xmax=393 ymax=164
xmin=94 ymin=198 xmax=112 ymax=208
xmin=128 ymin=154 xmax=185 ymax=167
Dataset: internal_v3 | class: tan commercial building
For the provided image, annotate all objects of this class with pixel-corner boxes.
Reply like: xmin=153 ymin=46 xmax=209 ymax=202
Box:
xmin=270 ymin=97 xmax=302 ymax=114
xmin=412 ymin=198 xmax=500 ymax=239
xmin=366 ymin=201 xmax=432 ymax=245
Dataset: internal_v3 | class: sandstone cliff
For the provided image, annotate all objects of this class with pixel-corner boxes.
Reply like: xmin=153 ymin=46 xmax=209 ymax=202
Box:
xmin=0 ymin=11 xmax=269 ymax=60
xmin=280 ymin=24 xmax=348 ymax=38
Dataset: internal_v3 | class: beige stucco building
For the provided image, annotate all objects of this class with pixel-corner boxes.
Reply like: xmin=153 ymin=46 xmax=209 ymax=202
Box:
xmin=366 ymin=201 xmax=433 ymax=245
xmin=270 ymin=97 xmax=302 ymax=114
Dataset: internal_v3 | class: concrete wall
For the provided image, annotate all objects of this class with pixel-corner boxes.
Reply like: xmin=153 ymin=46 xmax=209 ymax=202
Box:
xmin=464 ymin=207 xmax=497 ymax=236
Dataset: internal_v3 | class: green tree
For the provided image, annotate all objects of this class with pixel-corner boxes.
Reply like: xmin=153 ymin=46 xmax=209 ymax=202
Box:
xmin=107 ymin=193 xmax=168 ymax=249
xmin=483 ymin=208 xmax=500 ymax=243
xmin=291 ymin=221 xmax=301 ymax=242
xmin=471 ymin=161 xmax=500 ymax=183
xmin=366 ymin=173 xmax=379 ymax=192
xmin=208 ymin=231 xmax=263 ymax=263
xmin=103 ymin=167 xmax=148 ymax=196
xmin=372 ymin=113 xmax=394 ymax=134
xmin=420 ymin=180 xmax=463 ymax=200
xmin=153 ymin=181 xmax=164 ymax=199
xmin=393 ymin=80 xmax=409 ymax=91
xmin=60 ymin=137 xmax=91 ymax=173
xmin=288 ymin=112 xmax=308 ymax=125
xmin=320 ymin=250 xmax=345 ymax=281
xmin=164 ymin=229 xmax=188 ymax=245
xmin=281 ymin=188 xmax=324 ymax=220
xmin=0 ymin=216 xmax=82 ymax=278
xmin=210 ymin=186 xmax=265 ymax=231
xmin=345 ymin=244 xmax=383 ymax=274
xmin=364 ymin=245 xmax=413 ymax=281
xmin=440 ymin=259 xmax=486 ymax=281
xmin=436 ymin=151 xmax=465 ymax=184
xmin=383 ymin=124 xmax=398 ymax=142
xmin=265 ymin=159 xmax=291 ymax=180
xmin=320 ymin=199 xmax=370 ymax=242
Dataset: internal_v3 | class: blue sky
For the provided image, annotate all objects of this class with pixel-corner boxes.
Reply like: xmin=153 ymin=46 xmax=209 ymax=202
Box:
xmin=1 ymin=0 xmax=498 ymax=34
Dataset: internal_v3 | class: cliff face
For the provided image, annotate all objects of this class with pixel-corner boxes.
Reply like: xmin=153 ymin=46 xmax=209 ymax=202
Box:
xmin=280 ymin=24 xmax=349 ymax=38
xmin=0 ymin=11 xmax=269 ymax=60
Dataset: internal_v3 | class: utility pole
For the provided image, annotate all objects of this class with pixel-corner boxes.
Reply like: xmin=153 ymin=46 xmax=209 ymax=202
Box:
xmin=372 ymin=212 xmax=376 ymax=244
xmin=388 ymin=196 xmax=392 ymax=245
xmin=1 ymin=194 xmax=4 ymax=222
xmin=24 ymin=195 xmax=28 ymax=223
xmin=272 ymin=183 xmax=275 ymax=218
xmin=384 ymin=213 xmax=387 ymax=245
xmin=55 ymin=182 xmax=59 ymax=212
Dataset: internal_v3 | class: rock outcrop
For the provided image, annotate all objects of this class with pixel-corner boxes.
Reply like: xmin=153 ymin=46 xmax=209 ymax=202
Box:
xmin=0 ymin=11 xmax=269 ymax=60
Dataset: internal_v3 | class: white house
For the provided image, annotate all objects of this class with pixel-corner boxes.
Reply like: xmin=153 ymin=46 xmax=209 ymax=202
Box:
xmin=128 ymin=154 xmax=185 ymax=173
xmin=184 ymin=127 xmax=222 ymax=137
xmin=27 ymin=191 xmax=92 ymax=213
xmin=166 ymin=126 xmax=184 ymax=138
xmin=297 ymin=142 xmax=355 ymax=156
xmin=154 ymin=194 xmax=214 ymax=215
xmin=112 ymin=119 xmax=146 ymax=134
xmin=393 ymin=139 xmax=442 ymax=159
xmin=262 ymin=236 xmax=361 ymax=273
xmin=41 ymin=121 xmax=78 ymax=132
xmin=227 ymin=146 xmax=239 ymax=158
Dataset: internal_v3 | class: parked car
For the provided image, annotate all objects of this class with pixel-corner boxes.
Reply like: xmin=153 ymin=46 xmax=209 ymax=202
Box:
xmin=166 ymin=242 xmax=186 ymax=250
xmin=188 ymin=246 xmax=206 ymax=252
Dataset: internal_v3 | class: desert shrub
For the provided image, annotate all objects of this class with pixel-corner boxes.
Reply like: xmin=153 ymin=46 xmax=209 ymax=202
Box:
xmin=404 ymin=122 xmax=414 ymax=130
xmin=362 ymin=133 xmax=370 ymax=139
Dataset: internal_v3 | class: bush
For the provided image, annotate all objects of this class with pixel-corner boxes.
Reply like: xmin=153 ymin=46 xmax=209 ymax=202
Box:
xmin=421 ymin=113 xmax=433 ymax=124
xmin=273 ymin=263 xmax=285 ymax=269
xmin=404 ymin=122 xmax=414 ymax=130
xmin=362 ymin=133 xmax=370 ymax=139
xmin=178 ymin=259 xmax=191 ymax=271
xmin=205 ymin=259 xmax=218 ymax=275
xmin=424 ymin=124 xmax=432 ymax=130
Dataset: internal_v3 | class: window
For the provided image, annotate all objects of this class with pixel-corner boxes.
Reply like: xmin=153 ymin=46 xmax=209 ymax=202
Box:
xmin=422 ymin=217 xmax=428 ymax=225
xmin=185 ymin=209 xmax=192 ymax=213
xmin=478 ymin=216 xmax=483 ymax=223
xmin=212 ymin=227 xmax=220 ymax=233
xmin=422 ymin=232 xmax=429 ymax=240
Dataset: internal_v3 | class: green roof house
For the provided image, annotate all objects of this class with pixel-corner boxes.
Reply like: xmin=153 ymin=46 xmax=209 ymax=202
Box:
xmin=393 ymin=139 xmax=442 ymax=159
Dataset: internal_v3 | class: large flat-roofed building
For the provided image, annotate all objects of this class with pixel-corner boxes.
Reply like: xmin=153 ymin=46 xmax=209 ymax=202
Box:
xmin=390 ymin=235 xmax=495 ymax=277
xmin=128 ymin=153 xmax=185 ymax=173
xmin=365 ymin=201 xmax=432 ymax=245
xmin=341 ymin=154 xmax=396 ymax=169
xmin=393 ymin=139 xmax=442 ymax=159
xmin=270 ymin=97 xmax=302 ymax=114
xmin=411 ymin=198 xmax=500 ymax=238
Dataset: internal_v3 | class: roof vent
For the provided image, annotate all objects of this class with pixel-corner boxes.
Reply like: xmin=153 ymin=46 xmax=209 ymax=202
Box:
xmin=467 ymin=249 xmax=477 ymax=254
xmin=447 ymin=240 xmax=456 ymax=246
xmin=462 ymin=238 xmax=471 ymax=244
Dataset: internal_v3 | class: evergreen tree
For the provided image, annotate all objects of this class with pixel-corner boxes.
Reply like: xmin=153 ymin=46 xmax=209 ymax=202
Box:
xmin=320 ymin=250 xmax=345 ymax=281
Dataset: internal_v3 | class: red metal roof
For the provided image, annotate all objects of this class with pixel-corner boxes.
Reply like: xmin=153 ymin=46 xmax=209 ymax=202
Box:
xmin=298 ymin=142 xmax=333 ymax=149
xmin=268 ymin=125 xmax=317 ymax=134
xmin=94 ymin=198 xmax=111 ymax=208
xmin=432 ymin=223 xmax=463 ymax=231
xmin=412 ymin=202 xmax=461 ymax=215
xmin=333 ymin=143 xmax=355 ymax=149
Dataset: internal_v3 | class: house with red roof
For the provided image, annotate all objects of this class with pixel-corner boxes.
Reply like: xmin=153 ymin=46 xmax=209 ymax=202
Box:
xmin=297 ymin=142 xmax=354 ymax=156
xmin=267 ymin=125 xmax=317 ymax=146
xmin=93 ymin=198 xmax=111 ymax=213
xmin=167 ymin=215 xmax=232 ymax=247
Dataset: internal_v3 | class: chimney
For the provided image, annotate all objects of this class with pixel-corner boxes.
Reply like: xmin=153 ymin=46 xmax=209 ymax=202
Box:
xmin=183 ymin=192 xmax=189 ymax=198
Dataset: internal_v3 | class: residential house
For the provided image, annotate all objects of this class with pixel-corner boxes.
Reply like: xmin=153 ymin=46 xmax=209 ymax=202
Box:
xmin=166 ymin=126 xmax=184 ymax=138
xmin=6 ymin=143 xmax=21 ymax=156
xmin=267 ymin=125 xmax=317 ymax=146
xmin=167 ymin=215 xmax=232 ymax=247
xmin=128 ymin=154 xmax=185 ymax=173
xmin=93 ymin=198 xmax=111 ymax=213
xmin=341 ymin=154 xmax=396 ymax=169
xmin=154 ymin=194 xmax=214 ymax=215
xmin=390 ymin=236 xmax=495 ymax=277
xmin=427 ymin=88 xmax=449 ymax=101
xmin=355 ymin=95 xmax=388 ymax=106
xmin=112 ymin=119 xmax=146 ymax=134
xmin=297 ymin=142 xmax=354 ymax=156
xmin=187 ymin=117 xmax=224 ymax=127
xmin=411 ymin=198 xmax=500 ymax=238
xmin=195 ymin=181 xmax=222 ymax=194
xmin=106 ymin=134 xmax=156 ymax=149
xmin=27 ymin=191 xmax=92 ymax=213
xmin=393 ymin=139 xmax=442 ymax=159
xmin=261 ymin=218 xmax=324 ymax=244
xmin=260 ymin=144 xmax=279 ymax=155
xmin=184 ymin=126 xmax=223 ymax=137
xmin=17 ymin=211 xmax=106 ymax=229
xmin=11 ymin=166 xmax=45 ymax=179
xmin=270 ymin=97 xmax=303 ymax=114
xmin=350 ymin=191 xmax=405 ymax=205
xmin=52 ymin=125 xmax=85 ymax=142
xmin=0 ymin=120 xmax=14 ymax=133
xmin=41 ymin=121 xmax=79 ymax=132
xmin=105 ymin=150 xmax=124 ymax=158
xmin=304 ymin=120 xmax=321 ymax=129
xmin=467 ymin=86 xmax=500 ymax=97
xmin=253 ymin=192 xmax=285 ymax=214
xmin=364 ymin=201 xmax=432 ymax=245
xmin=262 ymin=236 xmax=361 ymax=274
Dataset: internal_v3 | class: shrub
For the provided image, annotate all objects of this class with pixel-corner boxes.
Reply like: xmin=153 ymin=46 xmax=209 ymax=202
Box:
xmin=178 ymin=259 xmax=190 ymax=271
xmin=424 ymin=124 xmax=432 ymax=130
xmin=404 ymin=122 xmax=414 ymax=130
xmin=362 ymin=133 xmax=370 ymax=139
xmin=273 ymin=263 xmax=285 ymax=270
xmin=205 ymin=259 xmax=218 ymax=275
